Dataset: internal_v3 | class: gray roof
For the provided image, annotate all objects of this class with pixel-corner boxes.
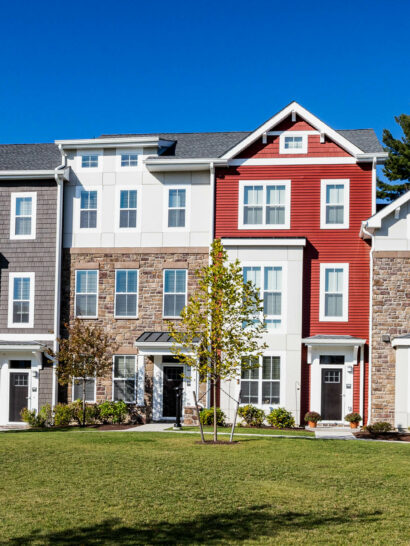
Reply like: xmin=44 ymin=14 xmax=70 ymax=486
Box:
xmin=100 ymin=128 xmax=383 ymax=158
xmin=0 ymin=143 xmax=61 ymax=171
xmin=136 ymin=331 xmax=200 ymax=344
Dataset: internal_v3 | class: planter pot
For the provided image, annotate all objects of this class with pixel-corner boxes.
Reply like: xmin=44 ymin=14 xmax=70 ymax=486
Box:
xmin=350 ymin=422 xmax=359 ymax=429
xmin=308 ymin=421 xmax=317 ymax=428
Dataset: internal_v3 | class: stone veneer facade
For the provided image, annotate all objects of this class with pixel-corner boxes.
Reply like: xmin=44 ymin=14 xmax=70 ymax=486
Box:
xmin=371 ymin=252 xmax=410 ymax=424
xmin=61 ymin=247 xmax=209 ymax=422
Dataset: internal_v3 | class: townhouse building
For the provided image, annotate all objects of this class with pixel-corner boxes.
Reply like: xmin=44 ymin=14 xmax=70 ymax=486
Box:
xmin=0 ymin=144 xmax=68 ymax=425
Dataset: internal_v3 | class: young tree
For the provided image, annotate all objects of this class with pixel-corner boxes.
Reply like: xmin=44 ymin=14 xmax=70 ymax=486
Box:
xmin=168 ymin=238 xmax=267 ymax=442
xmin=377 ymin=114 xmax=410 ymax=202
xmin=47 ymin=319 xmax=116 ymax=426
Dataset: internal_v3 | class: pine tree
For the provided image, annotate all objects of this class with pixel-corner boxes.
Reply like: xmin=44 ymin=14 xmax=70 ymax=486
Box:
xmin=377 ymin=114 xmax=410 ymax=202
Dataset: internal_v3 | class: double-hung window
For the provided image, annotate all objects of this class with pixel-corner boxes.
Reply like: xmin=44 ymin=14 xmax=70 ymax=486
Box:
xmin=119 ymin=190 xmax=137 ymax=229
xmin=80 ymin=191 xmax=98 ymax=229
xmin=321 ymin=179 xmax=349 ymax=229
xmin=320 ymin=264 xmax=349 ymax=322
xmin=239 ymin=181 xmax=290 ymax=229
xmin=163 ymin=269 xmax=187 ymax=318
xmin=113 ymin=356 xmax=137 ymax=402
xmin=279 ymin=133 xmax=307 ymax=154
xmin=8 ymin=272 xmax=35 ymax=327
xmin=167 ymin=188 xmax=186 ymax=228
xmin=81 ymin=154 xmax=99 ymax=168
xmin=10 ymin=193 xmax=36 ymax=239
xmin=243 ymin=266 xmax=283 ymax=329
xmin=115 ymin=269 xmax=138 ymax=318
xmin=240 ymin=355 xmax=281 ymax=405
xmin=121 ymin=153 xmax=138 ymax=167
xmin=75 ymin=270 xmax=98 ymax=318
xmin=73 ymin=378 xmax=96 ymax=402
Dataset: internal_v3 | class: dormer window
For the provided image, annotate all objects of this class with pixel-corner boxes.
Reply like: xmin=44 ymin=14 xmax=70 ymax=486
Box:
xmin=279 ymin=133 xmax=307 ymax=154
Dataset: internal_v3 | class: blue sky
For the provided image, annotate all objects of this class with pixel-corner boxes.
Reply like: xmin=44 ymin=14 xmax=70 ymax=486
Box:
xmin=0 ymin=0 xmax=408 ymax=144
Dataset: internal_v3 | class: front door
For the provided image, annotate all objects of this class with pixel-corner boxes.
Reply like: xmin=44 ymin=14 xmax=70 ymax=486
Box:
xmin=9 ymin=373 xmax=29 ymax=422
xmin=321 ymin=368 xmax=342 ymax=420
xmin=163 ymin=366 xmax=183 ymax=418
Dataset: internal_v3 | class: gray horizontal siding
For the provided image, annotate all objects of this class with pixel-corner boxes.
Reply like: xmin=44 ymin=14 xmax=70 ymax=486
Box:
xmin=38 ymin=363 xmax=54 ymax=408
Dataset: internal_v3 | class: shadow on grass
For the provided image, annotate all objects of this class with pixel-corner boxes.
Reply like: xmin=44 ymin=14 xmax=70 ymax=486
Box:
xmin=10 ymin=504 xmax=382 ymax=545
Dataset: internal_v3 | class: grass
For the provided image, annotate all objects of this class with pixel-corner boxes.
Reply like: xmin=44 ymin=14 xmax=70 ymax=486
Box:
xmin=168 ymin=425 xmax=315 ymax=437
xmin=0 ymin=430 xmax=409 ymax=545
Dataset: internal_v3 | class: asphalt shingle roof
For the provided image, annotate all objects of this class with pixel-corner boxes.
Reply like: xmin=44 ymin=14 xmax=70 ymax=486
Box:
xmin=0 ymin=143 xmax=61 ymax=171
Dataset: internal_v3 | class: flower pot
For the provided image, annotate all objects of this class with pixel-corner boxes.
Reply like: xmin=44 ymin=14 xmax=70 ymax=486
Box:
xmin=350 ymin=422 xmax=359 ymax=429
xmin=308 ymin=421 xmax=317 ymax=428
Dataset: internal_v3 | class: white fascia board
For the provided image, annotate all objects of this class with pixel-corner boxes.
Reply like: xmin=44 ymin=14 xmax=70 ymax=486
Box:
xmin=366 ymin=189 xmax=410 ymax=229
xmin=229 ymin=157 xmax=358 ymax=166
xmin=220 ymin=101 xmax=364 ymax=159
xmin=357 ymin=152 xmax=388 ymax=164
xmin=302 ymin=337 xmax=366 ymax=346
xmin=0 ymin=333 xmax=56 ymax=341
xmin=0 ymin=170 xmax=57 ymax=179
xmin=222 ymin=238 xmax=306 ymax=247
xmin=56 ymin=137 xmax=165 ymax=149
xmin=0 ymin=344 xmax=46 ymax=351
xmin=145 ymin=158 xmax=227 ymax=172
xmin=392 ymin=338 xmax=410 ymax=348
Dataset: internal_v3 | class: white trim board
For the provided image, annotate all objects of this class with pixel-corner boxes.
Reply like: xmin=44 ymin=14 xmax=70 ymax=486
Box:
xmin=229 ymin=157 xmax=358 ymax=166
xmin=222 ymin=238 xmax=306 ymax=247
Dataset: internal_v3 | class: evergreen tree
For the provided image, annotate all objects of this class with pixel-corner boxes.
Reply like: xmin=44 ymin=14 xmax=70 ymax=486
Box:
xmin=377 ymin=114 xmax=410 ymax=202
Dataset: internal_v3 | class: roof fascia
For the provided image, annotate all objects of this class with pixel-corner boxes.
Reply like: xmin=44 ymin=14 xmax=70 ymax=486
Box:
xmin=145 ymin=158 xmax=227 ymax=172
xmin=55 ymin=136 xmax=172 ymax=150
xmin=366 ymin=190 xmax=410 ymax=229
xmin=302 ymin=337 xmax=366 ymax=346
xmin=0 ymin=170 xmax=57 ymax=180
xmin=220 ymin=101 xmax=365 ymax=159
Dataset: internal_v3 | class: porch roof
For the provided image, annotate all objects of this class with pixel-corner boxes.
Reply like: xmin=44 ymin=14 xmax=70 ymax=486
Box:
xmin=0 ymin=341 xmax=46 ymax=351
xmin=302 ymin=335 xmax=366 ymax=346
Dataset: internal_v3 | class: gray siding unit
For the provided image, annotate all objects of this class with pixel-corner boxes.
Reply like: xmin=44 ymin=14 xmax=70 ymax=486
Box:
xmin=38 ymin=362 xmax=54 ymax=408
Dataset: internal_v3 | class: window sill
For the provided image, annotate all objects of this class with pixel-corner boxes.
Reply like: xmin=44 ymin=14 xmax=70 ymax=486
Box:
xmin=114 ymin=316 xmax=139 ymax=320
xmin=238 ymin=225 xmax=290 ymax=230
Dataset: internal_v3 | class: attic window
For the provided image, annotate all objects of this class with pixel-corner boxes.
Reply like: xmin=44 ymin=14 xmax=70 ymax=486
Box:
xmin=279 ymin=133 xmax=307 ymax=154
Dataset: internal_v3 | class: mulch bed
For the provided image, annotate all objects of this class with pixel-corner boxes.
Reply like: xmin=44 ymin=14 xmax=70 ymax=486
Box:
xmin=354 ymin=431 xmax=410 ymax=442
xmin=238 ymin=425 xmax=307 ymax=432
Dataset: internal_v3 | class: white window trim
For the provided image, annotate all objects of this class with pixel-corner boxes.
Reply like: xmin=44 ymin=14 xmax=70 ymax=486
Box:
xmin=240 ymin=351 xmax=286 ymax=408
xmin=163 ymin=185 xmax=191 ymax=232
xmin=72 ymin=377 xmax=96 ymax=403
xmin=319 ymin=263 xmax=349 ymax=322
xmin=242 ymin=261 xmax=287 ymax=334
xmin=320 ymin=179 xmax=350 ymax=229
xmin=114 ymin=187 xmax=142 ymax=233
xmin=112 ymin=355 xmax=137 ymax=403
xmin=238 ymin=180 xmax=291 ymax=230
xmin=10 ymin=192 xmax=37 ymax=240
xmin=279 ymin=132 xmax=308 ymax=154
xmin=114 ymin=269 xmax=139 ymax=319
xmin=76 ymin=149 xmax=103 ymax=172
xmin=162 ymin=269 xmax=188 ymax=319
xmin=115 ymin=148 xmax=141 ymax=170
xmin=74 ymin=269 xmax=99 ymax=319
xmin=8 ymin=272 xmax=35 ymax=328
xmin=75 ymin=186 xmax=101 ymax=232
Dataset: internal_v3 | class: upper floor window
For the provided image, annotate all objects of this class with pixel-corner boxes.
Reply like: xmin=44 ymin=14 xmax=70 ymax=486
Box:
xmin=113 ymin=356 xmax=137 ymax=402
xmin=319 ymin=263 xmax=349 ymax=322
xmin=121 ymin=153 xmax=138 ymax=167
xmin=80 ymin=191 xmax=97 ymax=229
xmin=115 ymin=269 xmax=138 ymax=318
xmin=240 ymin=355 xmax=281 ymax=405
xmin=10 ymin=192 xmax=36 ymax=240
xmin=163 ymin=269 xmax=187 ymax=318
xmin=8 ymin=272 xmax=35 ymax=328
xmin=75 ymin=270 xmax=98 ymax=318
xmin=243 ymin=266 xmax=283 ymax=329
xmin=119 ymin=190 xmax=137 ymax=229
xmin=168 ymin=188 xmax=186 ymax=228
xmin=279 ymin=133 xmax=307 ymax=154
xmin=81 ymin=154 xmax=99 ymax=168
xmin=321 ymin=179 xmax=350 ymax=229
xmin=238 ymin=181 xmax=290 ymax=229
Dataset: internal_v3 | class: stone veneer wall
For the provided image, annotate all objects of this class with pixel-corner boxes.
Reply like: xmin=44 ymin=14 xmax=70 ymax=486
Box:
xmin=371 ymin=253 xmax=410 ymax=424
xmin=61 ymin=247 xmax=209 ymax=420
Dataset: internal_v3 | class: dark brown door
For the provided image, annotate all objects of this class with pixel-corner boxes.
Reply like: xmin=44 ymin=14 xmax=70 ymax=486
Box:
xmin=321 ymin=369 xmax=342 ymax=420
xmin=163 ymin=366 xmax=183 ymax=417
xmin=9 ymin=373 xmax=29 ymax=422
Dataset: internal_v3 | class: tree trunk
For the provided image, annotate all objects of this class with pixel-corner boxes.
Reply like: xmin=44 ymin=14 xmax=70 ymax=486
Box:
xmin=213 ymin=373 xmax=217 ymax=442
xmin=82 ymin=378 xmax=86 ymax=427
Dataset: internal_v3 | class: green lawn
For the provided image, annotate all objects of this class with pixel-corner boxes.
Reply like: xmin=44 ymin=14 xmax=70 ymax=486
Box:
xmin=168 ymin=425 xmax=315 ymax=437
xmin=0 ymin=430 xmax=409 ymax=545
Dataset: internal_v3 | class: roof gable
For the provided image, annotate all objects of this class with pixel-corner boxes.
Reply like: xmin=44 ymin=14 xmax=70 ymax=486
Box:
xmin=366 ymin=189 xmax=410 ymax=230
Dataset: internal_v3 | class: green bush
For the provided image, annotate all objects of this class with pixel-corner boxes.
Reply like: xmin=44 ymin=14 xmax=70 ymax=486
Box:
xmin=200 ymin=407 xmax=226 ymax=426
xmin=98 ymin=401 xmax=129 ymax=424
xmin=53 ymin=404 xmax=73 ymax=427
xmin=38 ymin=404 xmax=53 ymax=427
xmin=344 ymin=412 xmax=362 ymax=423
xmin=20 ymin=404 xmax=52 ymax=428
xmin=20 ymin=408 xmax=41 ymax=427
xmin=267 ymin=407 xmax=295 ymax=429
xmin=238 ymin=404 xmax=265 ymax=427
xmin=365 ymin=422 xmax=393 ymax=434
xmin=71 ymin=400 xmax=99 ymax=426
xmin=304 ymin=411 xmax=322 ymax=424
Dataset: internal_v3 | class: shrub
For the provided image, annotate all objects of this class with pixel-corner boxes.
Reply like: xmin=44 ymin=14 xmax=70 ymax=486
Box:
xmin=20 ymin=404 xmax=52 ymax=428
xmin=344 ymin=412 xmax=362 ymax=423
xmin=38 ymin=404 xmax=53 ymax=427
xmin=71 ymin=400 xmax=99 ymax=426
xmin=20 ymin=408 xmax=41 ymax=427
xmin=54 ymin=403 xmax=73 ymax=427
xmin=99 ymin=401 xmax=129 ymax=424
xmin=304 ymin=411 xmax=322 ymax=424
xmin=237 ymin=405 xmax=265 ymax=427
xmin=200 ymin=407 xmax=226 ymax=426
xmin=267 ymin=407 xmax=295 ymax=429
xmin=364 ymin=422 xmax=393 ymax=434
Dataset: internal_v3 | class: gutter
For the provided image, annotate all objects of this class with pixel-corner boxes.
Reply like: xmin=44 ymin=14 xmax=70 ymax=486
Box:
xmin=361 ymin=221 xmax=374 ymax=425
xmin=145 ymin=158 xmax=228 ymax=172
xmin=0 ymin=170 xmax=57 ymax=180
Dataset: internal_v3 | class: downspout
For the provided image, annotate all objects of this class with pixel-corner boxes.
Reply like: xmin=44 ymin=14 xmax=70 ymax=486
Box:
xmin=51 ymin=145 xmax=67 ymax=407
xmin=362 ymin=222 xmax=374 ymax=425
